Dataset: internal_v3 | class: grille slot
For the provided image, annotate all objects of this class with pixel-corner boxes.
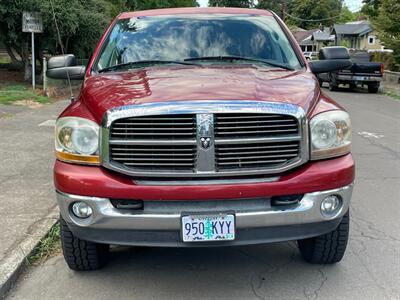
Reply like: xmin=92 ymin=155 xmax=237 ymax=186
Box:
xmin=111 ymin=114 xmax=196 ymax=140
xmin=110 ymin=144 xmax=196 ymax=171
xmin=215 ymin=113 xmax=299 ymax=138
xmin=215 ymin=141 xmax=300 ymax=170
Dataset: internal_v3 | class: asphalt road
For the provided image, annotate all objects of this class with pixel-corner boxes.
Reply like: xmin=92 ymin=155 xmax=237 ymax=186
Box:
xmin=0 ymin=100 xmax=68 ymax=263
xmin=5 ymin=87 xmax=400 ymax=300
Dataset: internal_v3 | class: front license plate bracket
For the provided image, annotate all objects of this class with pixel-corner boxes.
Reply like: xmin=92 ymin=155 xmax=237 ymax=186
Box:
xmin=181 ymin=212 xmax=235 ymax=243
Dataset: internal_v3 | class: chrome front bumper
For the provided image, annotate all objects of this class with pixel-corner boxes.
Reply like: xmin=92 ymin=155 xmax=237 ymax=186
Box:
xmin=57 ymin=184 xmax=353 ymax=231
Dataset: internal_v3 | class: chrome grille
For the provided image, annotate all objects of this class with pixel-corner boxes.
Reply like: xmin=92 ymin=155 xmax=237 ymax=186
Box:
xmin=215 ymin=113 xmax=299 ymax=138
xmin=103 ymin=101 xmax=308 ymax=178
xmin=214 ymin=113 xmax=300 ymax=171
xmin=110 ymin=144 xmax=196 ymax=171
xmin=110 ymin=114 xmax=196 ymax=140
xmin=215 ymin=141 xmax=300 ymax=170
xmin=109 ymin=114 xmax=196 ymax=172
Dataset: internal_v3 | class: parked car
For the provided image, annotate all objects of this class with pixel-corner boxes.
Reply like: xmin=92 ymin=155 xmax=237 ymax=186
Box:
xmin=303 ymin=51 xmax=318 ymax=60
xmin=47 ymin=7 xmax=354 ymax=271
xmin=318 ymin=47 xmax=383 ymax=93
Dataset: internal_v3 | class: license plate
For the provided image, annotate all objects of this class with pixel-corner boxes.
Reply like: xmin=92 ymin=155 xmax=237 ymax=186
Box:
xmin=355 ymin=76 xmax=366 ymax=81
xmin=181 ymin=213 xmax=235 ymax=242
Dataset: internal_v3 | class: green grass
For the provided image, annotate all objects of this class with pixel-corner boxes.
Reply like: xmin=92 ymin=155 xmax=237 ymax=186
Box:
xmin=381 ymin=88 xmax=400 ymax=101
xmin=28 ymin=222 xmax=61 ymax=265
xmin=385 ymin=91 xmax=400 ymax=101
xmin=0 ymin=84 xmax=50 ymax=104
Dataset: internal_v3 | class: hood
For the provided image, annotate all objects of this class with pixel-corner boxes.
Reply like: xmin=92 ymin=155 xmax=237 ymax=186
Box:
xmin=80 ymin=66 xmax=319 ymax=122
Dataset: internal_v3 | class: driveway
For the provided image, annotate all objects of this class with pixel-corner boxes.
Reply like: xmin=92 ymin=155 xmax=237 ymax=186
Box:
xmin=5 ymin=88 xmax=400 ymax=300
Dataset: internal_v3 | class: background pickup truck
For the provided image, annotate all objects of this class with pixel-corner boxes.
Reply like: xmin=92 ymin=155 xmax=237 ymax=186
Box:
xmin=318 ymin=48 xmax=383 ymax=93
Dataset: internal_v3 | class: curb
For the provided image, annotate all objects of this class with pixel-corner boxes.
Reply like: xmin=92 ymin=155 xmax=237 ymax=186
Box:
xmin=0 ymin=209 xmax=59 ymax=299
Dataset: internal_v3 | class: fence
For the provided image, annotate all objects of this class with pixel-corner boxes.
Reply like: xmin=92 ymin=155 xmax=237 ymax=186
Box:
xmin=383 ymin=71 xmax=400 ymax=85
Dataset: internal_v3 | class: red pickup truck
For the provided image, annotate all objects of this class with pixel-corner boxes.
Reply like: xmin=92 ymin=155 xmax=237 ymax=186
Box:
xmin=47 ymin=7 xmax=354 ymax=271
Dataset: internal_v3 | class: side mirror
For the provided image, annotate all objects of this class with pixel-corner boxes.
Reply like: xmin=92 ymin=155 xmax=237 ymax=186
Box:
xmin=309 ymin=59 xmax=352 ymax=74
xmin=46 ymin=54 xmax=85 ymax=80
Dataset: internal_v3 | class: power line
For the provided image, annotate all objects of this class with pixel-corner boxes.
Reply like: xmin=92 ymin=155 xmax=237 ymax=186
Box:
xmin=283 ymin=11 xmax=343 ymax=22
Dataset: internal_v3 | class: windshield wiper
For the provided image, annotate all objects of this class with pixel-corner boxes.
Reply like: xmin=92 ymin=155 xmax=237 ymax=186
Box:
xmin=184 ymin=56 xmax=294 ymax=71
xmin=98 ymin=60 xmax=199 ymax=73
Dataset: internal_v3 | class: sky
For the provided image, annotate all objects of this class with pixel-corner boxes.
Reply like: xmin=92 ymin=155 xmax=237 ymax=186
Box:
xmin=197 ymin=0 xmax=363 ymax=12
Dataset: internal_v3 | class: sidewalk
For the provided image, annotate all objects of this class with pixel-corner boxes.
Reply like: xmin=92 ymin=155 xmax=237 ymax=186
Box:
xmin=0 ymin=100 xmax=68 ymax=297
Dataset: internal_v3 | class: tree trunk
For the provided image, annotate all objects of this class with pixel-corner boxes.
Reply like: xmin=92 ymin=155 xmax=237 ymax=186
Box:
xmin=21 ymin=39 xmax=31 ymax=82
xmin=4 ymin=43 xmax=20 ymax=64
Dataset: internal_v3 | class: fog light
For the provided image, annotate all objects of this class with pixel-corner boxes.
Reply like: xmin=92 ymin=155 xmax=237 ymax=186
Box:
xmin=320 ymin=195 xmax=341 ymax=217
xmin=71 ymin=201 xmax=93 ymax=218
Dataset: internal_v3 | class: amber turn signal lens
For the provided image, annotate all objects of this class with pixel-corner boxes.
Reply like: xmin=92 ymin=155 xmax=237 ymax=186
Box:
xmin=56 ymin=151 xmax=100 ymax=165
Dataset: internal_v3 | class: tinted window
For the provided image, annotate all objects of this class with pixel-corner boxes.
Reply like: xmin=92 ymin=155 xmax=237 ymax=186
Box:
xmin=96 ymin=14 xmax=301 ymax=71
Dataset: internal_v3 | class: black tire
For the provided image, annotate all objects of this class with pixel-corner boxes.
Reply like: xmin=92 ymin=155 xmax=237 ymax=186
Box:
xmin=349 ymin=83 xmax=357 ymax=90
xmin=368 ymin=85 xmax=379 ymax=93
xmin=328 ymin=76 xmax=338 ymax=91
xmin=60 ymin=216 xmax=109 ymax=271
xmin=318 ymin=79 xmax=323 ymax=87
xmin=297 ymin=211 xmax=349 ymax=264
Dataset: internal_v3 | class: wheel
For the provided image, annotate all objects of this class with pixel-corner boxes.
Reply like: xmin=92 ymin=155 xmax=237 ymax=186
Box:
xmin=349 ymin=83 xmax=357 ymax=90
xmin=318 ymin=79 xmax=323 ymax=87
xmin=297 ymin=211 xmax=349 ymax=264
xmin=368 ymin=85 xmax=379 ymax=93
xmin=328 ymin=76 xmax=338 ymax=91
xmin=60 ymin=216 xmax=109 ymax=271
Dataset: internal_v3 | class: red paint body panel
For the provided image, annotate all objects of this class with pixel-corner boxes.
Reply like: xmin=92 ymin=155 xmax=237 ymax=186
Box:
xmin=79 ymin=67 xmax=321 ymax=123
xmin=56 ymin=8 xmax=354 ymax=203
xmin=54 ymin=154 xmax=355 ymax=200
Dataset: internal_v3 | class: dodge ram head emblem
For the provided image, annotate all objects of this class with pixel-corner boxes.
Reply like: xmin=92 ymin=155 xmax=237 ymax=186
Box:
xmin=200 ymin=137 xmax=211 ymax=149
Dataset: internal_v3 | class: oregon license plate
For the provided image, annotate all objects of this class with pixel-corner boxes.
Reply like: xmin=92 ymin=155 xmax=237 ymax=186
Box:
xmin=181 ymin=213 xmax=235 ymax=242
xmin=355 ymin=76 xmax=367 ymax=81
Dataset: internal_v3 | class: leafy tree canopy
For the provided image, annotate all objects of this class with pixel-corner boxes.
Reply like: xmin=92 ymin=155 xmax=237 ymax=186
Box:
xmin=208 ymin=0 xmax=254 ymax=8
xmin=371 ymin=0 xmax=400 ymax=66
xmin=0 ymin=0 xmax=197 ymax=74
xmin=286 ymin=0 xmax=342 ymax=30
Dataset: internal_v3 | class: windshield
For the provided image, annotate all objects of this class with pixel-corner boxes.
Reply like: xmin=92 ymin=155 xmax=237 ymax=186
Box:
xmin=95 ymin=14 xmax=301 ymax=72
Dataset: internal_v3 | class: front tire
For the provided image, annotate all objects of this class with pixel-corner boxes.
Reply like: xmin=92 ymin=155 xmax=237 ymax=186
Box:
xmin=297 ymin=211 xmax=349 ymax=264
xmin=328 ymin=76 xmax=338 ymax=91
xmin=60 ymin=216 xmax=109 ymax=271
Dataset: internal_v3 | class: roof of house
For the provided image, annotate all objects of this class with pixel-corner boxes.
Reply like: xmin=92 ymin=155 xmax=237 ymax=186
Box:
xmin=292 ymin=29 xmax=318 ymax=43
xmin=292 ymin=29 xmax=334 ymax=44
xmin=333 ymin=21 xmax=373 ymax=36
xmin=312 ymin=31 xmax=335 ymax=42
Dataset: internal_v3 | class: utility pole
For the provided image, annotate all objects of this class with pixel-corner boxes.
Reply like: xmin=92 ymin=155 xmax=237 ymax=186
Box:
xmin=280 ymin=0 xmax=286 ymax=21
xmin=22 ymin=12 xmax=43 ymax=91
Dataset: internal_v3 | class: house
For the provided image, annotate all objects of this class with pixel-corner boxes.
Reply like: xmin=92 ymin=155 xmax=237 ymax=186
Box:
xmin=332 ymin=21 xmax=383 ymax=50
xmin=292 ymin=28 xmax=335 ymax=52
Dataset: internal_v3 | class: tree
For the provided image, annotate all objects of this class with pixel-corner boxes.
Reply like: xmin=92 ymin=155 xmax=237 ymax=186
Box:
xmin=336 ymin=5 xmax=356 ymax=24
xmin=372 ymin=0 xmax=400 ymax=66
xmin=208 ymin=0 xmax=254 ymax=8
xmin=286 ymin=0 xmax=342 ymax=30
xmin=256 ymin=0 xmax=285 ymax=17
xmin=361 ymin=0 xmax=380 ymax=18
xmin=0 ymin=0 xmax=198 ymax=81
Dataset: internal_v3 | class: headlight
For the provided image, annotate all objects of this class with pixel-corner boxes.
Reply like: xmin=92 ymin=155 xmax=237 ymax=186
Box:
xmin=55 ymin=117 xmax=100 ymax=165
xmin=310 ymin=110 xmax=351 ymax=160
